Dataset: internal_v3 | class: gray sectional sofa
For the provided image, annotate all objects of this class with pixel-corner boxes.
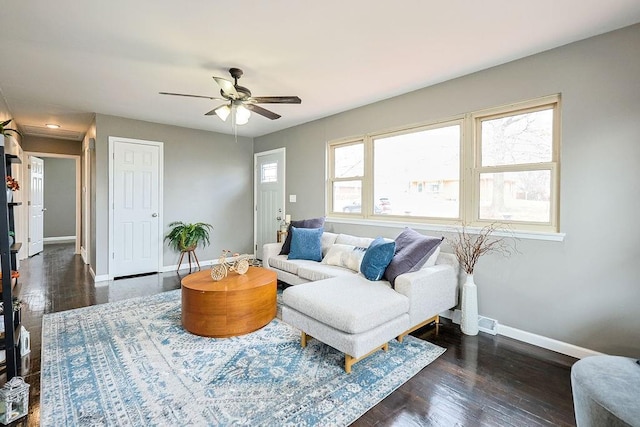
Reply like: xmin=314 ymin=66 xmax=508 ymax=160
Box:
xmin=263 ymin=231 xmax=459 ymax=372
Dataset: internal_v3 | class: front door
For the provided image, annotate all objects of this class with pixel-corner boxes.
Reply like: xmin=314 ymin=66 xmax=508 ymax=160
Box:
xmin=111 ymin=138 xmax=162 ymax=278
xmin=28 ymin=156 xmax=44 ymax=256
xmin=254 ymin=148 xmax=285 ymax=260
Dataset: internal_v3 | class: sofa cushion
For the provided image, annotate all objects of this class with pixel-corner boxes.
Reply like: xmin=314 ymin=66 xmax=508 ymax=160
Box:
xmin=282 ymin=276 xmax=409 ymax=334
xmin=322 ymin=244 xmax=367 ymax=272
xmin=288 ymin=226 xmax=324 ymax=261
xmin=384 ymin=228 xmax=444 ymax=286
xmin=297 ymin=264 xmax=356 ymax=281
xmin=269 ymin=255 xmax=323 ymax=275
xmin=360 ymin=237 xmax=396 ymax=281
xmin=279 ymin=217 xmax=325 ymax=255
xmin=335 ymin=234 xmax=374 ymax=248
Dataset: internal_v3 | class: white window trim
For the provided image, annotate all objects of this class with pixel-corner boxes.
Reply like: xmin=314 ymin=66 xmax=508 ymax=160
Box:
xmin=469 ymin=94 xmax=561 ymax=232
xmin=325 ymin=217 xmax=566 ymax=242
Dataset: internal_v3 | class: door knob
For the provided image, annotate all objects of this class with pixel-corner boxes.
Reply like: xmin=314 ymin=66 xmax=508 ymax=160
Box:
xmin=42 ymin=207 xmax=47 ymax=212
xmin=152 ymin=213 xmax=158 ymax=217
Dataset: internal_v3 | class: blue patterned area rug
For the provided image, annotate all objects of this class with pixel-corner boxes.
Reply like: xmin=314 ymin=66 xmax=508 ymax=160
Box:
xmin=41 ymin=289 xmax=445 ymax=426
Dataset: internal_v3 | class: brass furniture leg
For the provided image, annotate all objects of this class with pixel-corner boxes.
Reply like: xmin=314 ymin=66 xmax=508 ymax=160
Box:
xmin=344 ymin=342 xmax=389 ymax=374
xmin=397 ymin=315 xmax=439 ymax=343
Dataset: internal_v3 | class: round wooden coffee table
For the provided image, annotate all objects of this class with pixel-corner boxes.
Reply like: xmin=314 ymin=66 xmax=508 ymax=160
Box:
xmin=181 ymin=266 xmax=277 ymax=338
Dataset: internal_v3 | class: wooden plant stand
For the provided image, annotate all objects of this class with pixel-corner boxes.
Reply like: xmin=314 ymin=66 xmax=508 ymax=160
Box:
xmin=177 ymin=247 xmax=200 ymax=273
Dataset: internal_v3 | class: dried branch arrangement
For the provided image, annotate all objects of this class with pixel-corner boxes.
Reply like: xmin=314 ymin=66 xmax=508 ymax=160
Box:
xmin=449 ymin=223 xmax=517 ymax=274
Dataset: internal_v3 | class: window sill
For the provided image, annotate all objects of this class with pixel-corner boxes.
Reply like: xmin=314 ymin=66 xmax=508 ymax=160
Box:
xmin=325 ymin=216 xmax=566 ymax=242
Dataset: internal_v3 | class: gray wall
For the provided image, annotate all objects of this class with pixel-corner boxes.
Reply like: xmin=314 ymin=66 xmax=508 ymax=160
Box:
xmin=43 ymin=157 xmax=76 ymax=238
xmin=21 ymin=135 xmax=82 ymax=156
xmin=255 ymin=24 xmax=640 ymax=356
xmin=93 ymin=114 xmax=254 ymax=276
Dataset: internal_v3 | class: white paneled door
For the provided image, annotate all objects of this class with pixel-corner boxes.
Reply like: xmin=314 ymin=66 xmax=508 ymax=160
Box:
xmin=112 ymin=139 xmax=162 ymax=278
xmin=28 ymin=156 xmax=44 ymax=256
xmin=254 ymin=148 xmax=285 ymax=260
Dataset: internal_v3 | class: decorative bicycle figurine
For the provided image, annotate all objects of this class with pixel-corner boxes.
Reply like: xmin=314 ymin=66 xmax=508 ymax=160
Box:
xmin=210 ymin=250 xmax=251 ymax=281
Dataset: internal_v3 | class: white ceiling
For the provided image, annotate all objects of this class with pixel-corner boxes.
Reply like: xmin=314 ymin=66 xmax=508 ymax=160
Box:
xmin=1 ymin=1 xmax=639 ymax=139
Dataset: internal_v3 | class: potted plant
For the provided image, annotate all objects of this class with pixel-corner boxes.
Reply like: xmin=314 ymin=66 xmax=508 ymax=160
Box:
xmin=448 ymin=223 xmax=516 ymax=335
xmin=164 ymin=221 xmax=213 ymax=252
xmin=0 ymin=119 xmax=22 ymax=137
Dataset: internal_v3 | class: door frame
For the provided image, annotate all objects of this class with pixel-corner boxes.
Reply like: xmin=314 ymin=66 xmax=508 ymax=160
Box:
xmin=81 ymin=138 xmax=93 ymax=265
xmin=21 ymin=151 xmax=82 ymax=259
xmin=254 ymin=147 xmax=286 ymax=257
xmin=108 ymin=136 xmax=164 ymax=280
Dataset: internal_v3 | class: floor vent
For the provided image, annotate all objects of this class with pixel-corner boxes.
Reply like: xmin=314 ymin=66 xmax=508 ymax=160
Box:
xmin=478 ymin=316 xmax=499 ymax=335
xmin=448 ymin=310 xmax=498 ymax=335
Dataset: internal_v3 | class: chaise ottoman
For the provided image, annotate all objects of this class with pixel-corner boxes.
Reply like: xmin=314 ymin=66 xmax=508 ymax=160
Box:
xmin=282 ymin=275 xmax=411 ymax=373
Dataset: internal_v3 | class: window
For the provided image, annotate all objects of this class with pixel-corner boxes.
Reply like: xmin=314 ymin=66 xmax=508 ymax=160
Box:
xmin=328 ymin=140 xmax=364 ymax=214
xmin=473 ymin=100 xmax=559 ymax=229
xmin=373 ymin=123 xmax=461 ymax=218
xmin=261 ymin=162 xmax=278 ymax=183
xmin=327 ymin=95 xmax=560 ymax=232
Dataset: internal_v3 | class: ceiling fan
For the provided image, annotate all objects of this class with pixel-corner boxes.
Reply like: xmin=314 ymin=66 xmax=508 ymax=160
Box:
xmin=160 ymin=68 xmax=302 ymax=125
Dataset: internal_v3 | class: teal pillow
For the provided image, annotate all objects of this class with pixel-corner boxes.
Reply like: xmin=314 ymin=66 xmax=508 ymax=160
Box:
xmin=360 ymin=237 xmax=396 ymax=281
xmin=288 ymin=226 xmax=324 ymax=261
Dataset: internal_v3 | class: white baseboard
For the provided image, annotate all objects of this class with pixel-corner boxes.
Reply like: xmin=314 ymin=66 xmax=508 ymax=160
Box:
xmin=80 ymin=247 xmax=89 ymax=264
xmin=162 ymin=258 xmax=216 ymax=273
xmin=44 ymin=236 xmax=76 ymax=244
xmin=497 ymin=325 xmax=602 ymax=359
xmin=439 ymin=309 xmax=601 ymax=359
xmin=162 ymin=253 xmax=257 ymax=274
xmin=91 ymin=266 xmax=109 ymax=283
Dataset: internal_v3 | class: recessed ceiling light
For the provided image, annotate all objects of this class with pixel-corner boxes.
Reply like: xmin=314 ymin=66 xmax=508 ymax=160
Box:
xmin=45 ymin=123 xmax=60 ymax=129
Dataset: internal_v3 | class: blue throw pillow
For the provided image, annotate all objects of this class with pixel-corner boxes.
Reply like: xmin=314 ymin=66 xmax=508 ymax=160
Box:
xmin=279 ymin=217 xmax=325 ymax=255
xmin=360 ymin=237 xmax=396 ymax=281
xmin=288 ymin=226 xmax=324 ymax=261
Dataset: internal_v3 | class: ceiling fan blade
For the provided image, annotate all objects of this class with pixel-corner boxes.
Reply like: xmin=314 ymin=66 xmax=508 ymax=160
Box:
xmin=245 ymin=104 xmax=281 ymax=120
xmin=250 ymin=96 xmax=302 ymax=104
xmin=213 ymin=76 xmax=239 ymax=98
xmin=159 ymin=91 xmax=225 ymax=101
xmin=204 ymin=104 xmax=229 ymax=116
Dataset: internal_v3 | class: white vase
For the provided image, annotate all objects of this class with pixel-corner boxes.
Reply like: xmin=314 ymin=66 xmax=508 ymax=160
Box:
xmin=461 ymin=273 xmax=479 ymax=336
xmin=6 ymin=189 xmax=12 ymax=203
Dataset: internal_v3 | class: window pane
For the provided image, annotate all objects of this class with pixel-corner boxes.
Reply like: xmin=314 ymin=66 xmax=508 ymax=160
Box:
xmin=261 ymin=162 xmax=277 ymax=183
xmin=373 ymin=125 xmax=460 ymax=218
xmin=479 ymin=170 xmax=551 ymax=222
xmin=334 ymin=143 xmax=364 ymax=178
xmin=333 ymin=180 xmax=362 ymax=213
xmin=481 ymin=109 xmax=553 ymax=166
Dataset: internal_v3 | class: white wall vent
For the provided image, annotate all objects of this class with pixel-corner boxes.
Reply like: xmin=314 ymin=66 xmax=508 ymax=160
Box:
xmin=478 ymin=316 xmax=498 ymax=335
xmin=448 ymin=310 xmax=499 ymax=335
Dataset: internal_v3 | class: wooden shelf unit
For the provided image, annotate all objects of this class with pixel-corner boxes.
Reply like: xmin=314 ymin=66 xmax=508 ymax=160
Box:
xmin=1 ymin=149 xmax=21 ymax=379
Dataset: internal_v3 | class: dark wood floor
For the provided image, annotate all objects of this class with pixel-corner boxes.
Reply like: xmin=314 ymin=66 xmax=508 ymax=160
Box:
xmin=14 ymin=243 xmax=576 ymax=426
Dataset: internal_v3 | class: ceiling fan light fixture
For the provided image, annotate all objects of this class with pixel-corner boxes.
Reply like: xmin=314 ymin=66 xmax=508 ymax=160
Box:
xmin=214 ymin=105 xmax=231 ymax=121
xmin=235 ymin=105 xmax=251 ymax=125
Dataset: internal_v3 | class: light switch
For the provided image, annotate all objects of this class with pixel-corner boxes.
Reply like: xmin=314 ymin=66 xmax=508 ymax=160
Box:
xmin=289 ymin=194 xmax=297 ymax=203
